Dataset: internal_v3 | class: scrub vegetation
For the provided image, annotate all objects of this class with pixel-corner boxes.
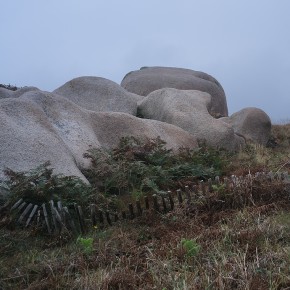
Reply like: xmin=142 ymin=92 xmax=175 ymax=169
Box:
xmin=1 ymin=124 xmax=290 ymax=289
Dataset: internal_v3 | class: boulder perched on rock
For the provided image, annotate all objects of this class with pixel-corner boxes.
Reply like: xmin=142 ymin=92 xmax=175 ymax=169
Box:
xmin=220 ymin=108 xmax=271 ymax=145
xmin=121 ymin=66 xmax=228 ymax=117
xmin=54 ymin=76 xmax=143 ymax=115
xmin=0 ymin=89 xmax=198 ymax=183
xmin=138 ymin=88 xmax=244 ymax=151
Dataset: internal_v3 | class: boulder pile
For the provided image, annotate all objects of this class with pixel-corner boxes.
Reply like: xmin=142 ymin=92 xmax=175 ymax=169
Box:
xmin=0 ymin=67 xmax=272 ymax=184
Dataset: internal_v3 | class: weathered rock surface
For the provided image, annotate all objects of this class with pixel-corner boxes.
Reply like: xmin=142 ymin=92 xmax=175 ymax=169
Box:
xmin=121 ymin=66 xmax=228 ymax=117
xmin=138 ymin=88 xmax=245 ymax=151
xmin=0 ymin=90 xmax=198 ymax=183
xmin=54 ymin=76 xmax=143 ymax=115
xmin=220 ymin=108 xmax=271 ymax=145
xmin=0 ymin=86 xmax=39 ymax=99
xmin=0 ymin=69 xmax=272 ymax=189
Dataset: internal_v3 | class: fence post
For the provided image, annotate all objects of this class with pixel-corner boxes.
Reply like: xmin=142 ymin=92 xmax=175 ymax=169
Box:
xmin=63 ymin=206 xmax=77 ymax=232
xmin=90 ymin=204 xmax=97 ymax=226
xmin=106 ymin=211 xmax=112 ymax=226
xmin=129 ymin=203 xmax=135 ymax=219
xmin=167 ymin=191 xmax=174 ymax=210
xmin=207 ymin=178 xmax=213 ymax=193
xmin=77 ymin=205 xmax=85 ymax=234
xmin=18 ymin=203 xmax=33 ymax=223
xmin=145 ymin=196 xmax=150 ymax=210
xmin=177 ymin=189 xmax=183 ymax=205
xmin=162 ymin=195 xmax=167 ymax=213
xmin=199 ymin=181 xmax=206 ymax=195
xmin=153 ymin=194 xmax=160 ymax=212
xmin=10 ymin=198 xmax=23 ymax=211
xmin=50 ymin=200 xmax=59 ymax=233
xmin=215 ymin=176 xmax=220 ymax=184
xmin=136 ymin=200 xmax=143 ymax=216
xmin=25 ymin=204 xmax=38 ymax=227
xmin=42 ymin=203 xmax=51 ymax=234
xmin=185 ymin=186 xmax=191 ymax=203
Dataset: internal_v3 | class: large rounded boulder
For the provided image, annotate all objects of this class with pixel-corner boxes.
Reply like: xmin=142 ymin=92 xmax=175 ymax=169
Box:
xmin=138 ymin=88 xmax=244 ymax=151
xmin=220 ymin=108 xmax=271 ymax=145
xmin=54 ymin=76 xmax=143 ymax=115
xmin=121 ymin=66 xmax=228 ymax=117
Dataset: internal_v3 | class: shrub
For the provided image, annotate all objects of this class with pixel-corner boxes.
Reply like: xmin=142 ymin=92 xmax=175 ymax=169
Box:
xmin=83 ymin=137 xmax=226 ymax=195
xmin=181 ymin=238 xmax=201 ymax=258
xmin=3 ymin=161 xmax=92 ymax=206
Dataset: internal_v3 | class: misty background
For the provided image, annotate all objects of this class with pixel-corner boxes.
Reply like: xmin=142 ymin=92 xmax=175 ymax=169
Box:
xmin=1 ymin=0 xmax=289 ymax=123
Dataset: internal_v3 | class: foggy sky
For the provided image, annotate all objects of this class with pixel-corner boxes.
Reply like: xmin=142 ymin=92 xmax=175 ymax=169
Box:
xmin=1 ymin=0 xmax=290 ymax=122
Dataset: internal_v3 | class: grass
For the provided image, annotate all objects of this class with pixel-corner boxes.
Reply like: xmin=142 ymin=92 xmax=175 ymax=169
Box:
xmin=1 ymin=125 xmax=290 ymax=289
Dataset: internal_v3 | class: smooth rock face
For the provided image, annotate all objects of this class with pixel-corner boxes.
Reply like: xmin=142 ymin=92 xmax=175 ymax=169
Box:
xmin=221 ymin=108 xmax=271 ymax=145
xmin=90 ymin=112 xmax=198 ymax=151
xmin=0 ymin=90 xmax=198 ymax=183
xmin=0 ymin=94 xmax=88 ymax=182
xmin=121 ymin=66 xmax=228 ymax=117
xmin=138 ymin=88 xmax=245 ymax=151
xmin=54 ymin=76 xmax=143 ymax=115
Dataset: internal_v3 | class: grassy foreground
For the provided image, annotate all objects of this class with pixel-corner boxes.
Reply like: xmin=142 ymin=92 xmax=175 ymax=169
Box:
xmin=1 ymin=125 xmax=290 ymax=290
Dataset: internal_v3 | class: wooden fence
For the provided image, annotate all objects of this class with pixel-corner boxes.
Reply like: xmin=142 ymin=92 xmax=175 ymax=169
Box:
xmin=5 ymin=171 xmax=290 ymax=235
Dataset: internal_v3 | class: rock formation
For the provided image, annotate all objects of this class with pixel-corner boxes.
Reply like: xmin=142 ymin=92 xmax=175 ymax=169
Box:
xmin=0 ymin=66 xmax=272 ymax=186
xmin=0 ymin=88 xmax=198 ymax=182
xmin=138 ymin=88 xmax=244 ymax=151
xmin=121 ymin=66 xmax=228 ymax=117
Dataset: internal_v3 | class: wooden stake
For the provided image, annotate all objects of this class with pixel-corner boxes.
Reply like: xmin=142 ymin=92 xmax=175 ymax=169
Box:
xmin=36 ymin=209 xmax=41 ymax=227
xmin=18 ymin=203 xmax=33 ymax=223
xmin=90 ymin=204 xmax=97 ymax=226
xmin=207 ymin=178 xmax=213 ymax=192
xmin=42 ymin=203 xmax=51 ymax=234
xmin=167 ymin=191 xmax=174 ymax=210
xmin=185 ymin=186 xmax=191 ymax=203
xmin=153 ymin=194 xmax=160 ymax=212
xmin=98 ymin=210 xmax=104 ymax=226
xmin=10 ymin=198 xmax=23 ymax=211
xmin=215 ymin=176 xmax=220 ymax=184
xmin=25 ymin=204 xmax=38 ymax=227
xmin=199 ymin=181 xmax=206 ymax=195
xmin=77 ymin=205 xmax=85 ymax=233
xmin=177 ymin=189 xmax=183 ymax=204
xmin=145 ymin=196 xmax=150 ymax=210
xmin=16 ymin=202 xmax=27 ymax=213
xmin=136 ymin=200 xmax=142 ymax=216
xmin=63 ymin=206 xmax=77 ymax=232
xmin=129 ymin=203 xmax=135 ymax=219
xmin=50 ymin=200 xmax=59 ymax=232
xmin=162 ymin=195 xmax=167 ymax=212
xmin=106 ymin=211 xmax=112 ymax=226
